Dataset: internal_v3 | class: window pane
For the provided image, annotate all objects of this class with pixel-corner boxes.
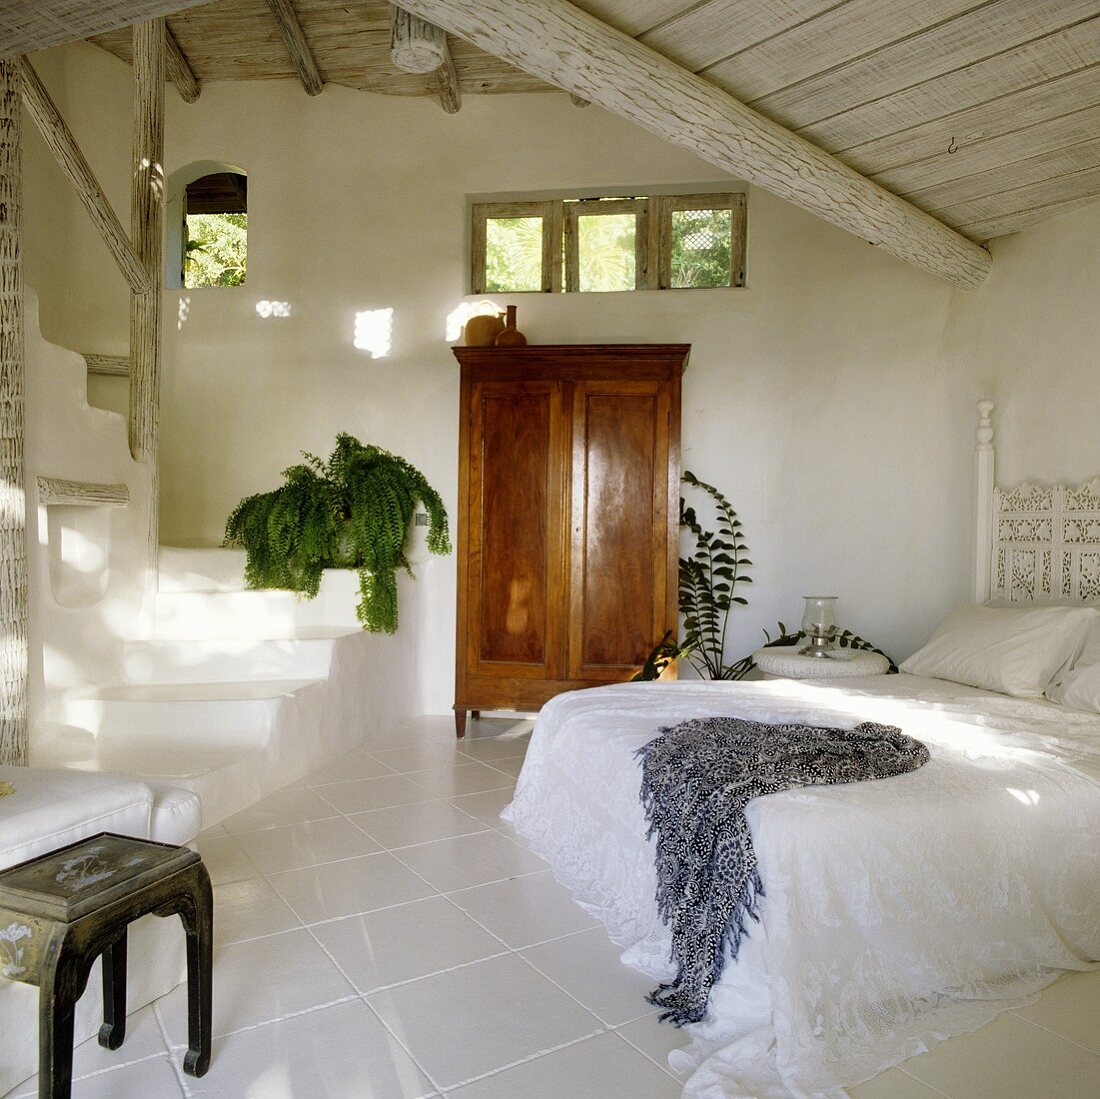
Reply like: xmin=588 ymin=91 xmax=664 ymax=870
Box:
xmin=185 ymin=212 xmax=247 ymax=288
xmin=485 ymin=216 xmax=544 ymax=292
xmin=578 ymin=213 xmax=635 ymax=292
xmin=670 ymin=208 xmax=731 ymax=288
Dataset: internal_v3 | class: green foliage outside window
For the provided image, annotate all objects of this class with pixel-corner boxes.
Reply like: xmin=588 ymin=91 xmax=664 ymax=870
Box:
xmin=185 ymin=212 xmax=247 ymax=288
xmin=578 ymin=213 xmax=635 ymax=292
xmin=671 ymin=208 xmax=731 ymax=289
xmin=485 ymin=216 xmax=542 ymax=293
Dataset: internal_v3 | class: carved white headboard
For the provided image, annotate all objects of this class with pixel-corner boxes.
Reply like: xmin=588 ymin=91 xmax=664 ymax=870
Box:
xmin=973 ymin=400 xmax=1100 ymax=603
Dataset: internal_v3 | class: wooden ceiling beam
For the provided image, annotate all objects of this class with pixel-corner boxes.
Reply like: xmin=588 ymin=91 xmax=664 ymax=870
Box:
xmin=263 ymin=0 xmax=323 ymax=96
xmin=165 ymin=24 xmax=199 ymax=102
xmin=398 ymin=0 xmax=992 ymax=288
xmin=436 ymin=40 xmax=461 ymax=113
xmin=19 ymin=58 xmax=151 ymax=294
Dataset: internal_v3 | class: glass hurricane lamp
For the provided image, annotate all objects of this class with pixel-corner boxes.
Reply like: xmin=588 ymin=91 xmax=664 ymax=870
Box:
xmin=799 ymin=596 xmax=839 ymax=658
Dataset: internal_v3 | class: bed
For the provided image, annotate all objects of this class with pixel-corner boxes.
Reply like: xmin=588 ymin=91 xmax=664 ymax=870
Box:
xmin=500 ymin=401 xmax=1100 ymax=1099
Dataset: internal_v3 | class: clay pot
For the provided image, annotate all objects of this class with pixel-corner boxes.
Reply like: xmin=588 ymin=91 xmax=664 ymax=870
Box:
xmin=464 ymin=311 xmax=505 ymax=346
xmin=494 ymin=305 xmax=527 ymax=347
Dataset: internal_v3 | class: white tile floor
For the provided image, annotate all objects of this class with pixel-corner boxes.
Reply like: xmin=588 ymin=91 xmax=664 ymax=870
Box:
xmin=11 ymin=714 xmax=1100 ymax=1098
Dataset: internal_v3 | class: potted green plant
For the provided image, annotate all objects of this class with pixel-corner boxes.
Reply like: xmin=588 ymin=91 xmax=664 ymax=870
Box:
xmin=224 ymin=433 xmax=450 ymax=633
xmin=635 ymin=471 xmax=892 ymax=679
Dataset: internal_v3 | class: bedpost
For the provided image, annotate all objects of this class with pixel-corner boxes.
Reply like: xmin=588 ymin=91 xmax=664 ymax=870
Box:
xmin=972 ymin=400 xmax=995 ymax=603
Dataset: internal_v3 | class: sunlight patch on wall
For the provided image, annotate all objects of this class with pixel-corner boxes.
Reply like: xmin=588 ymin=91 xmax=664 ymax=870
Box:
xmin=354 ymin=308 xmax=394 ymax=359
xmin=177 ymin=296 xmax=190 ymax=331
xmin=256 ymin=300 xmax=292 ymax=319
xmin=445 ymin=299 xmax=502 ymax=343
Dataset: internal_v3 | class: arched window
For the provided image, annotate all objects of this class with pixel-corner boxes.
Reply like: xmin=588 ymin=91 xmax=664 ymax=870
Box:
xmin=166 ymin=161 xmax=247 ymax=289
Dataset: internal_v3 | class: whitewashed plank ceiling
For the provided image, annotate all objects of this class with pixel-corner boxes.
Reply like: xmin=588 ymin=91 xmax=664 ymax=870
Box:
xmin=31 ymin=0 xmax=1100 ymax=241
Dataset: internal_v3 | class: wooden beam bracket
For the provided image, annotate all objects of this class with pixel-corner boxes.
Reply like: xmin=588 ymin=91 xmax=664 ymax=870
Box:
xmin=166 ymin=24 xmax=200 ymax=102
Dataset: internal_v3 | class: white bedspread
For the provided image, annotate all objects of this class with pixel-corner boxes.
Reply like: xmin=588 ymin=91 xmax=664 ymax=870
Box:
xmin=501 ymin=675 xmax=1100 ymax=1099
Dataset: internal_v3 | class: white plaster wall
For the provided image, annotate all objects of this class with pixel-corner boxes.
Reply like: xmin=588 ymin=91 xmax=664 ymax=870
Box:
xmin=943 ymin=200 xmax=1100 ymax=489
xmin=26 ymin=42 xmax=1100 ymax=718
xmin=157 ymin=71 xmax=963 ymax=712
xmin=22 ymin=290 xmax=151 ymax=736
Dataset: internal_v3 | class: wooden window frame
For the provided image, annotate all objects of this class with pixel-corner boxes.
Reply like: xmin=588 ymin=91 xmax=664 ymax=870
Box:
xmin=470 ymin=192 xmax=745 ymax=294
xmin=470 ymin=201 xmax=562 ymax=294
xmin=656 ymin=192 xmax=746 ymax=290
xmin=563 ymin=198 xmax=648 ymax=293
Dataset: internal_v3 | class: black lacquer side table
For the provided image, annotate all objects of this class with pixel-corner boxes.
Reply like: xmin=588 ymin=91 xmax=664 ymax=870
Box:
xmin=0 ymin=832 xmax=213 ymax=1098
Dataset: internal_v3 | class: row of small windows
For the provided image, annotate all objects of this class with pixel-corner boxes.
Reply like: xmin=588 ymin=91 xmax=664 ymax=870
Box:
xmin=165 ymin=176 xmax=743 ymax=295
xmin=471 ymin=192 xmax=746 ymax=295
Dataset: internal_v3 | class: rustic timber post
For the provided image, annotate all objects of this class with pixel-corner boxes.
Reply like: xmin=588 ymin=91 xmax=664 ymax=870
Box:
xmin=129 ymin=20 xmax=165 ymax=570
xmin=0 ymin=58 xmax=27 ymax=766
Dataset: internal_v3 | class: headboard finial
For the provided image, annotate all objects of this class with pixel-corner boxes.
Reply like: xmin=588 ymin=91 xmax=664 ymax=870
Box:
xmin=976 ymin=399 xmax=994 ymax=447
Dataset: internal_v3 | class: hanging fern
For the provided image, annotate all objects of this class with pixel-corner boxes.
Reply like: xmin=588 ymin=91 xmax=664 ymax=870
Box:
xmin=224 ymin=434 xmax=451 ymax=633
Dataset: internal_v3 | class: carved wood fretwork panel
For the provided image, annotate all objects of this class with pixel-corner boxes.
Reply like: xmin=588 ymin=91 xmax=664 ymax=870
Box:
xmin=993 ymin=479 xmax=1100 ymax=602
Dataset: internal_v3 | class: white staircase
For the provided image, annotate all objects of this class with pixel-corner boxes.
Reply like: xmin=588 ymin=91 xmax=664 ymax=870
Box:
xmin=23 ymin=292 xmax=424 ymax=829
xmin=34 ymin=549 xmax=424 ymax=827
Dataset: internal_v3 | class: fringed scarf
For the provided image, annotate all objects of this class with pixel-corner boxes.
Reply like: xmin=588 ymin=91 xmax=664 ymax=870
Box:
xmin=637 ymin=716 xmax=929 ymax=1026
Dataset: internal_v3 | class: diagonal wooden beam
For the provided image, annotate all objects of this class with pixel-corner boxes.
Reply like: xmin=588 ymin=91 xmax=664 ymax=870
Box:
xmin=398 ymin=0 xmax=992 ymax=288
xmin=166 ymin=24 xmax=200 ymax=102
xmin=264 ymin=0 xmax=323 ymax=96
xmin=436 ymin=39 xmax=461 ymax=114
xmin=19 ymin=59 xmax=151 ymax=294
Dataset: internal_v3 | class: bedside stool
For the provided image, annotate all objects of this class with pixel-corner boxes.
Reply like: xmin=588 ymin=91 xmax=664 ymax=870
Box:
xmin=0 ymin=832 xmax=212 ymax=1098
xmin=753 ymin=645 xmax=891 ymax=680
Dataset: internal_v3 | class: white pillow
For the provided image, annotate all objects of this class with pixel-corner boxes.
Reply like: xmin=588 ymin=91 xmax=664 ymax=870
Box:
xmin=1047 ymin=617 xmax=1100 ymax=712
xmin=900 ymin=604 xmax=1098 ymax=698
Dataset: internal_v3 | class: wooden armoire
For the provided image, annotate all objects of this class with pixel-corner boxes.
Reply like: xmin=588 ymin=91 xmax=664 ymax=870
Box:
xmin=452 ymin=344 xmax=688 ymax=737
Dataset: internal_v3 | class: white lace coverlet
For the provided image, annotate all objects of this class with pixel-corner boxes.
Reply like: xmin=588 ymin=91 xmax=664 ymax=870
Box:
xmin=501 ymin=676 xmax=1100 ymax=1099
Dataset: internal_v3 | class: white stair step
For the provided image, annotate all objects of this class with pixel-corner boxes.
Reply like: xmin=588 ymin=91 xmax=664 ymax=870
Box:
xmin=158 ymin=546 xmax=249 ymax=592
xmin=121 ymin=630 xmax=359 ymax=683
xmin=155 ymin=573 xmax=363 ymax=638
xmin=61 ymin=679 xmax=322 ymax=744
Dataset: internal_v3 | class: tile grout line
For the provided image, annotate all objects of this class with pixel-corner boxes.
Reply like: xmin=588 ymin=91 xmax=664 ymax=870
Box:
xmin=1004 ymin=1010 xmax=1100 ymax=1060
xmin=434 ymin=1029 xmax=609 ymax=1093
xmin=895 ymin=1064 xmax=954 ymax=1098
xmin=609 ymin=1022 xmax=686 ymax=1084
xmin=161 ymin=993 xmax=362 ymax=1051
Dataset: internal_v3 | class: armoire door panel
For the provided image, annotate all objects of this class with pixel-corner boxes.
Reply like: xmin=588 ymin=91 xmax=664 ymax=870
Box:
xmin=569 ymin=381 xmax=671 ymax=678
xmin=467 ymin=381 xmax=564 ymax=678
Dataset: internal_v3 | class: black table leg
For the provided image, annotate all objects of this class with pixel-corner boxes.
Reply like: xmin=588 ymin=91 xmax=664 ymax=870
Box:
xmin=179 ymin=864 xmax=214 ymax=1078
xmin=38 ymin=940 xmax=85 ymax=1099
xmin=98 ymin=928 xmax=127 ymax=1050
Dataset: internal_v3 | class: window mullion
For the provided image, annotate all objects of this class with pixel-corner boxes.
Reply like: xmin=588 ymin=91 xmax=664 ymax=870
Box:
xmin=731 ymin=194 xmax=747 ymax=288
